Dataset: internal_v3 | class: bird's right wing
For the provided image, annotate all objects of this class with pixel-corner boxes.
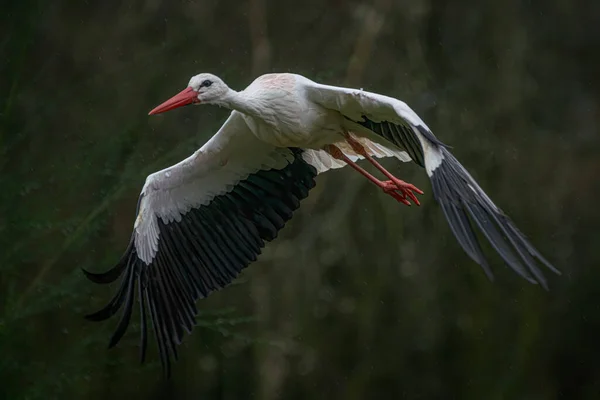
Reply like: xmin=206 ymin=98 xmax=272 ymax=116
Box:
xmin=83 ymin=111 xmax=318 ymax=375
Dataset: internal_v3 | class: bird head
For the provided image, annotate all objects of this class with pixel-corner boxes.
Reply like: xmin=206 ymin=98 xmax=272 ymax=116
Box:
xmin=148 ymin=73 xmax=230 ymax=115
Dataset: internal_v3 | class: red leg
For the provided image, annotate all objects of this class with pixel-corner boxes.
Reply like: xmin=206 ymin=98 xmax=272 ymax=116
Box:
xmin=324 ymin=144 xmax=421 ymax=206
xmin=343 ymin=135 xmax=424 ymax=205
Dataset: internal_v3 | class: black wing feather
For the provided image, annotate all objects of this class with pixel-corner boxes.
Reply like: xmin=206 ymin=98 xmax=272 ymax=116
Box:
xmin=83 ymin=148 xmax=317 ymax=377
xmin=430 ymin=147 xmax=559 ymax=288
xmin=138 ymin=275 xmax=148 ymax=363
xmin=354 ymin=115 xmax=449 ymax=168
xmin=354 ymin=115 xmax=558 ymax=287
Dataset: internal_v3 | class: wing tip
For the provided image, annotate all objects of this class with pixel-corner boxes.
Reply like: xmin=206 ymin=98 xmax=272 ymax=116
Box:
xmin=430 ymin=151 xmax=559 ymax=288
xmin=81 ymin=267 xmax=119 ymax=284
xmin=84 ymin=310 xmax=110 ymax=322
xmin=82 ymin=239 xmax=134 ymax=284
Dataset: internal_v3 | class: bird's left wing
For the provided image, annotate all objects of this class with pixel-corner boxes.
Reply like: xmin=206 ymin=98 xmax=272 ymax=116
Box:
xmin=302 ymin=78 xmax=559 ymax=288
xmin=83 ymin=111 xmax=317 ymax=375
xmin=302 ymin=79 xmax=447 ymax=169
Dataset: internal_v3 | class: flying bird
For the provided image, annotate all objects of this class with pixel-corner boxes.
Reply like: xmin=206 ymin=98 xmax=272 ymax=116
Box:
xmin=84 ymin=72 xmax=559 ymax=375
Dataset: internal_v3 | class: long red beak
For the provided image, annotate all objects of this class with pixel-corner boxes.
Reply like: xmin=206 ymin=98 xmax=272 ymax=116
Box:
xmin=148 ymin=87 xmax=200 ymax=115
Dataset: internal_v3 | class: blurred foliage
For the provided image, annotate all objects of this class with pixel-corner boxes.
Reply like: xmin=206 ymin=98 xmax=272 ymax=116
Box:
xmin=1 ymin=0 xmax=600 ymax=399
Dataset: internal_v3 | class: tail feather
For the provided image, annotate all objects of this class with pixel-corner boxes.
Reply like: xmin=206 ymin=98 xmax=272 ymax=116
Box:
xmin=427 ymin=147 xmax=559 ymax=289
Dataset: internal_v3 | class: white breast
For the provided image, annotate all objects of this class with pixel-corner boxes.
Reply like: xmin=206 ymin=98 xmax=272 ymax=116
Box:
xmin=242 ymin=75 xmax=343 ymax=148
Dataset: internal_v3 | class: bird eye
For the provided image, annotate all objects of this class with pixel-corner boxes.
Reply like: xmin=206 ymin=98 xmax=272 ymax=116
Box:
xmin=200 ymin=79 xmax=213 ymax=88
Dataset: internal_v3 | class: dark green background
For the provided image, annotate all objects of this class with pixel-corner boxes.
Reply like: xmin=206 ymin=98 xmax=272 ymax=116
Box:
xmin=2 ymin=0 xmax=599 ymax=399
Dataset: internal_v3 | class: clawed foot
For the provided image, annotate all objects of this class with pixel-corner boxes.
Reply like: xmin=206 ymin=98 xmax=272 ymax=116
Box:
xmin=381 ymin=180 xmax=424 ymax=206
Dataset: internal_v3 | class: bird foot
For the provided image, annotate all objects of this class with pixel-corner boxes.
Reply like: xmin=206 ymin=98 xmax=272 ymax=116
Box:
xmin=381 ymin=180 xmax=423 ymax=206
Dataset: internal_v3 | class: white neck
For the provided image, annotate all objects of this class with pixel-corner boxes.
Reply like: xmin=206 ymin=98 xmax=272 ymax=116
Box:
xmin=215 ymin=89 xmax=261 ymax=117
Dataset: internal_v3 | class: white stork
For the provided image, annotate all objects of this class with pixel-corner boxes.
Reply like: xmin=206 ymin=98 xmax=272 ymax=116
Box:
xmin=84 ymin=72 xmax=559 ymax=375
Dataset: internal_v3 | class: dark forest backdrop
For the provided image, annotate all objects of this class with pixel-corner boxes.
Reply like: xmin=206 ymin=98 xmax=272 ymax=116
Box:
xmin=2 ymin=0 xmax=600 ymax=399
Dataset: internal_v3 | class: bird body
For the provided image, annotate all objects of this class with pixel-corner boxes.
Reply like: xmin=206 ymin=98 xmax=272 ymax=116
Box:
xmin=85 ymin=72 xmax=559 ymax=375
xmin=215 ymin=73 xmax=344 ymax=148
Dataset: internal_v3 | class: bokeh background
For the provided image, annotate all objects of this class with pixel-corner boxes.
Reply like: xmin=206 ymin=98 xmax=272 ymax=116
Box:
xmin=2 ymin=0 xmax=600 ymax=399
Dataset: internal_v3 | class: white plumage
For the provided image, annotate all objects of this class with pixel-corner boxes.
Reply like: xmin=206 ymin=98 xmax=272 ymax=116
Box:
xmin=135 ymin=111 xmax=295 ymax=264
xmin=84 ymin=72 xmax=559 ymax=376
